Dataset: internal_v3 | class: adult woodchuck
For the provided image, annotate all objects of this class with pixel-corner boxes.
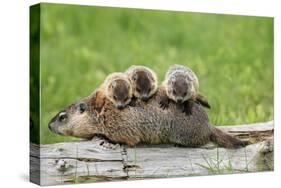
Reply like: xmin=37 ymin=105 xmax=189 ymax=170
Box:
xmin=49 ymin=87 xmax=247 ymax=148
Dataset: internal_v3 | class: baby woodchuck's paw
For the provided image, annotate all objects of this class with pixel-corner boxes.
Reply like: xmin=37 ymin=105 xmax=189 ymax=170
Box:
xmin=159 ymin=98 xmax=170 ymax=110
xmin=182 ymin=100 xmax=193 ymax=115
xmin=128 ymin=96 xmax=137 ymax=107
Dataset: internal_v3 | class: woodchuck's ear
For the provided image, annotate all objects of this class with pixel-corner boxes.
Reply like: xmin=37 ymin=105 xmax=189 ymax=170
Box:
xmin=111 ymin=80 xmax=117 ymax=88
xmin=133 ymin=74 xmax=138 ymax=81
xmin=170 ymin=77 xmax=176 ymax=84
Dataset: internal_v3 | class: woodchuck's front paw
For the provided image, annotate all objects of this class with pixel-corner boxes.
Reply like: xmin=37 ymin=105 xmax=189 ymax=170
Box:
xmin=91 ymin=136 xmax=119 ymax=150
xmin=128 ymin=97 xmax=137 ymax=107
xmin=99 ymin=140 xmax=120 ymax=150
xmin=159 ymin=99 xmax=170 ymax=110
xmin=182 ymin=100 xmax=193 ymax=115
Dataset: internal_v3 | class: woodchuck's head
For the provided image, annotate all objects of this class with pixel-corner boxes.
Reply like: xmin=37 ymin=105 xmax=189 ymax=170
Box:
xmin=166 ymin=72 xmax=194 ymax=103
xmin=105 ymin=73 xmax=133 ymax=109
xmin=127 ymin=66 xmax=158 ymax=101
xmin=48 ymin=99 xmax=99 ymax=139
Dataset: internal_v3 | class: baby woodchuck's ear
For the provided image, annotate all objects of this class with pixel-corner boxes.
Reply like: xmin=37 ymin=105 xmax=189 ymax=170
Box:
xmin=90 ymin=90 xmax=106 ymax=113
xmin=111 ymin=80 xmax=117 ymax=88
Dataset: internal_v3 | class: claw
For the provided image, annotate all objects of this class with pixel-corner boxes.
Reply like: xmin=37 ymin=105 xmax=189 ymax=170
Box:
xmin=159 ymin=100 xmax=169 ymax=110
xmin=101 ymin=141 xmax=119 ymax=150
xmin=92 ymin=135 xmax=119 ymax=150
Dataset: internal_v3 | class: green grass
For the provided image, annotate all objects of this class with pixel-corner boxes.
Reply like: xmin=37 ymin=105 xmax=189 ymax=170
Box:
xmin=38 ymin=3 xmax=273 ymax=144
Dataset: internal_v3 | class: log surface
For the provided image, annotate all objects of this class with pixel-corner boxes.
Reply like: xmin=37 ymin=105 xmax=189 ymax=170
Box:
xmin=30 ymin=121 xmax=274 ymax=185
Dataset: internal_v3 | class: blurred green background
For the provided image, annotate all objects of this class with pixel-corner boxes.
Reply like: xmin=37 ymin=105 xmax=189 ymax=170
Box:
xmin=38 ymin=3 xmax=273 ymax=144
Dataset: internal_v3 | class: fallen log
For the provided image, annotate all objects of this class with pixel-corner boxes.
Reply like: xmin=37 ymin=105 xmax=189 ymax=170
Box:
xmin=30 ymin=121 xmax=274 ymax=186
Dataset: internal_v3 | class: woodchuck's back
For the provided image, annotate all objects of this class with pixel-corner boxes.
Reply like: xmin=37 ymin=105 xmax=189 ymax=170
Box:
xmin=98 ymin=86 xmax=247 ymax=148
xmin=100 ymin=87 xmax=213 ymax=147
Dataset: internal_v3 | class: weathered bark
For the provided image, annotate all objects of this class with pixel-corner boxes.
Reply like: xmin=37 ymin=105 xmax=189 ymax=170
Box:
xmin=30 ymin=121 xmax=273 ymax=186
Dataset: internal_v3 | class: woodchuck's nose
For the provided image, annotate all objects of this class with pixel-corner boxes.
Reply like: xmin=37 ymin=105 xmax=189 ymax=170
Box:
xmin=48 ymin=122 xmax=54 ymax=132
xmin=48 ymin=114 xmax=58 ymax=131
xmin=141 ymin=95 xmax=149 ymax=101
xmin=177 ymin=99 xmax=183 ymax=103
xmin=48 ymin=122 xmax=53 ymax=132
xmin=116 ymin=104 xmax=125 ymax=109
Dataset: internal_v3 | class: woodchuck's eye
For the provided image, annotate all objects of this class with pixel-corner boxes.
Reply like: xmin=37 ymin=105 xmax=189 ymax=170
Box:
xmin=173 ymin=89 xmax=177 ymax=95
xmin=133 ymin=75 xmax=137 ymax=81
xmin=113 ymin=95 xmax=117 ymax=100
xmin=183 ymin=92 xmax=187 ymax=96
xmin=79 ymin=102 xmax=87 ymax=113
xmin=136 ymin=88 xmax=141 ymax=93
xmin=58 ymin=112 xmax=67 ymax=122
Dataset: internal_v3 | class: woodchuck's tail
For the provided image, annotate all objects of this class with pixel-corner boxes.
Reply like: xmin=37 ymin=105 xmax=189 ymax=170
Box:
xmin=210 ymin=127 xmax=249 ymax=148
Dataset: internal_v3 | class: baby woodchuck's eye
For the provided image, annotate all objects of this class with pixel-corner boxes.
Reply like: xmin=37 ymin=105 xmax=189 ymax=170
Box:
xmin=133 ymin=75 xmax=138 ymax=81
xmin=173 ymin=89 xmax=177 ymax=95
xmin=79 ymin=102 xmax=87 ymax=113
xmin=123 ymin=96 xmax=129 ymax=102
xmin=58 ymin=112 xmax=67 ymax=122
xmin=113 ymin=95 xmax=117 ymax=100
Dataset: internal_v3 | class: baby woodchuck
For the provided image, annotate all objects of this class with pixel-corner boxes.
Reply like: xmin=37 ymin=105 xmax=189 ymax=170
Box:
xmin=125 ymin=65 xmax=158 ymax=101
xmin=93 ymin=72 xmax=133 ymax=111
xmin=160 ymin=64 xmax=210 ymax=115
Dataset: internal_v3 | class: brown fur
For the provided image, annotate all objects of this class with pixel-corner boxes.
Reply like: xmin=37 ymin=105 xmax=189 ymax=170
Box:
xmin=89 ymin=90 xmax=106 ymax=113
xmin=210 ymin=127 xmax=248 ymax=148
